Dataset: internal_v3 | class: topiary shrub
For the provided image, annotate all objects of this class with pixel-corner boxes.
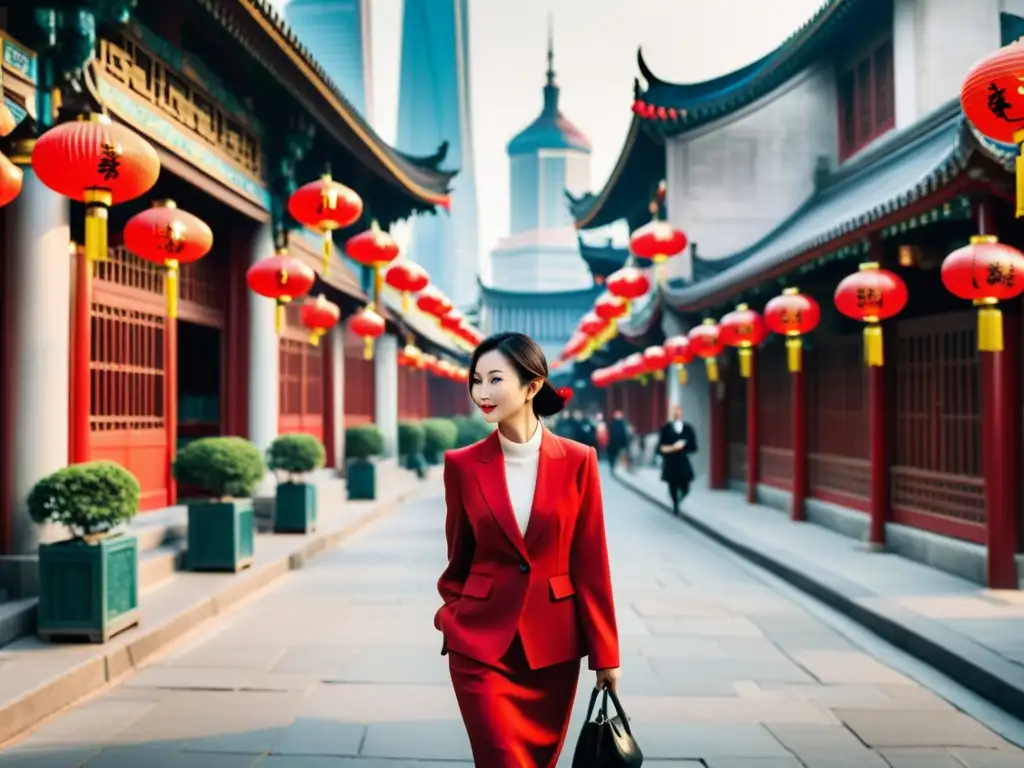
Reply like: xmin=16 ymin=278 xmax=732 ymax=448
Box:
xmin=28 ymin=461 xmax=140 ymax=539
xmin=266 ymin=433 xmax=326 ymax=481
xmin=173 ymin=436 xmax=266 ymax=499
xmin=345 ymin=424 xmax=385 ymax=462
xmin=397 ymin=421 xmax=426 ymax=456
xmin=422 ymin=418 xmax=458 ymax=462
xmin=452 ymin=415 xmax=494 ymax=448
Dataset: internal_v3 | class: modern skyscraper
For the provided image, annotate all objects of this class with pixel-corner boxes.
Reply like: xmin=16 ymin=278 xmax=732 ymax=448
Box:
xmin=284 ymin=0 xmax=374 ymax=123
xmin=396 ymin=0 xmax=480 ymax=310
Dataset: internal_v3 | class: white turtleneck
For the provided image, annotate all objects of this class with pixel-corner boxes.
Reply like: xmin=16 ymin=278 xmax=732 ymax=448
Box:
xmin=498 ymin=421 xmax=543 ymax=535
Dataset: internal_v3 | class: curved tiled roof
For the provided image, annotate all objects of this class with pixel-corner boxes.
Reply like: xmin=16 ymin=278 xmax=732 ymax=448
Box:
xmin=630 ymin=0 xmax=872 ymax=136
xmin=199 ymin=0 xmax=454 ymax=206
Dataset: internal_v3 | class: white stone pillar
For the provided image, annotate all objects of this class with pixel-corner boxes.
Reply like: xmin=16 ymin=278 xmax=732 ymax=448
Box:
xmin=893 ymin=0 xmax=920 ymax=130
xmin=5 ymin=167 xmax=71 ymax=556
xmin=247 ymin=223 xmax=279 ymax=454
xmin=330 ymin=325 xmax=345 ymax=469
xmin=374 ymin=333 xmax=399 ymax=457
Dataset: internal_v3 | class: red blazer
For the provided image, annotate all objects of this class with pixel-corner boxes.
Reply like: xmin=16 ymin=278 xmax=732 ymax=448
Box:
xmin=434 ymin=427 xmax=619 ymax=671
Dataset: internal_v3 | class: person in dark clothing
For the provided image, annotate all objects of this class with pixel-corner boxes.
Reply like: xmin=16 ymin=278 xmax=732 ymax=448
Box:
xmin=607 ymin=411 xmax=630 ymax=472
xmin=658 ymin=404 xmax=698 ymax=514
xmin=573 ymin=409 xmax=597 ymax=449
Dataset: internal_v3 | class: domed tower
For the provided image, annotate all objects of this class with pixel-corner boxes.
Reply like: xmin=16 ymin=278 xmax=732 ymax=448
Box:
xmin=506 ymin=28 xmax=592 ymax=235
xmin=487 ymin=27 xmax=594 ymax=293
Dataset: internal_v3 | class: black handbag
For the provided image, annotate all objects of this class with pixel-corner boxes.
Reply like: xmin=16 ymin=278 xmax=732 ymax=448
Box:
xmin=571 ymin=687 xmax=643 ymax=767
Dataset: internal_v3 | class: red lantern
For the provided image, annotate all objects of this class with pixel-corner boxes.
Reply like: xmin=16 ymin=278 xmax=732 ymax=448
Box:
xmin=834 ymin=262 xmax=908 ymax=367
xmin=299 ymin=294 xmax=340 ymax=346
xmin=630 ymin=220 xmax=687 ymax=281
xmin=764 ymin=287 xmax=821 ymax=372
xmin=399 ymin=343 xmax=424 ymax=368
xmin=688 ymin=318 xmax=724 ymax=383
xmin=621 ymin=352 xmax=645 ymax=380
xmin=606 ymin=265 xmax=651 ymax=310
xmin=385 ymin=261 xmax=430 ymax=313
xmin=287 ymin=173 xmax=363 ymax=275
xmin=440 ymin=309 xmax=465 ymax=333
xmin=961 ymin=41 xmax=1024 ymax=216
xmin=642 ymin=345 xmax=670 ymax=380
xmin=595 ymin=292 xmax=628 ymax=322
xmin=123 ymin=200 xmax=213 ymax=319
xmin=718 ymin=304 xmax=767 ymax=378
xmin=346 ymin=220 xmax=401 ymax=305
xmin=0 ymin=152 xmax=22 ymax=208
xmin=663 ymin=335 xmax=693 ymax=384
xmin=416 ymin=285 xmax=453 ymax=319
xmin=941 ymin=234 xmax=1024 ymax=351
xmin=246 ymin=249 xmax=316 ymax=334
xmin=32 ymin=113 xmax=160 ymax=262
xmin=348 ymin=305 xmax=386 ymax=360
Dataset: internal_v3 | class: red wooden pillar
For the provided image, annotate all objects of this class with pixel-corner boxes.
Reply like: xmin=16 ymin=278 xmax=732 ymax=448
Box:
xmin=709 ymin=376 xmax=727 ymax=489
xmin=746 ymin=351 xmax=759 ymax=504
xmin=222 ymin=230 xmax=249 ymax=437
xmin=790 ymin=365 xmax=807 ymax=521
xmin=867 ymin=336 xmax=888 ymax=546
xmin=164 ymin=308 xmax=178 ymax=505
xmin=70 ymin=245 xmax=92 ymax=465
xmin=323 ymin=331 xmax=336 ymax=469
xmin=977 ymin=199 xmax=1021 ymax=588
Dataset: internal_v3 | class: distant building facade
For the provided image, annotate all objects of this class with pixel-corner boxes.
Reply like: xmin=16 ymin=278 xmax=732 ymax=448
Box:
xmin=396 ymin=0 xmax=481 ymax=311
xmin=488 ymin=35 xmax=593 ymax=292
xmin=284 ymin=0 xmax=374 ymax=123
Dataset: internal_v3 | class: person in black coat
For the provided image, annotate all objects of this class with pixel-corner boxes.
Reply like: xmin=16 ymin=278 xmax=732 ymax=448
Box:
xmin=658 ymin=404 xmax=699 ymax=514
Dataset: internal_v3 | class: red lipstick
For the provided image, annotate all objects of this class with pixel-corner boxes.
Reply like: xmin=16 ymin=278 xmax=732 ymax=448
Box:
xmin=480 ymin=404 xmax=496 ymax=414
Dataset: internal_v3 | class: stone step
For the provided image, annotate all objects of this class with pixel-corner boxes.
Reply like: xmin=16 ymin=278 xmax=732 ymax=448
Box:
xmin=138 ymin=540 xmax=188 ymax=593
xmin=0 ymin=598 xmax=35 ymax=648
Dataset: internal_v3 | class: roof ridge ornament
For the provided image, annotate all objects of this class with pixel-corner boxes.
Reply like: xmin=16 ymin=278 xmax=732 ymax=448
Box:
xmin=637 ymin=48 xmax=664 ymax=88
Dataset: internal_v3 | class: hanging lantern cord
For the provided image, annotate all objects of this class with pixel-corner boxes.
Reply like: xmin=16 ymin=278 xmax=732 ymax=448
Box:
xmin=1015 ymin=128 xmax=1024 ymax=218
xmin=322 ymin=229 xmax=332 ymax=277
xmin=863 ymin=318 xmax=883 ymax=367
xmin=785 ymin=335 xmax=802 ymax=373
xmin=974 ymin=297 xmax=1003 ymax=352
xmin=165 ymin=259 xmax=179 ymax=319
xmin=677 ymin=363 xmax=688 ymax=385
xmin=275 ymin=297 xmax=291 ymax=334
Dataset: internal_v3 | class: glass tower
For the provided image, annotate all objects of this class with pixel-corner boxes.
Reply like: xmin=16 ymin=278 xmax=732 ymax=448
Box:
xmin=284 ymin=0 xmax=374 ymax=123
xmin=396 ymin=0 xmax=481 ymax=311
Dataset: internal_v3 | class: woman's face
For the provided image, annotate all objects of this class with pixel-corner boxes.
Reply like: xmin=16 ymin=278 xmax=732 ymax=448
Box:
xmin=470 ymin=349 xmax=536 ymax=424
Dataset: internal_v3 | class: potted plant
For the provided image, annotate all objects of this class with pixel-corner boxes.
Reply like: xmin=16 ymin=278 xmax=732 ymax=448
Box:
xmin=398 ymin=421 xmax=427 ymax=479
xmin=266 ymin=433 xmax=325 ymax=534
xmin=345 ymin=424 xmax=385 ymax=500
xmin=27 ymin=460 xmax=141 ymax=643
xmin=453 ymin=415 xmax=495 ymax=448
xmin=172 ymin=436 xmax=265 ymax=572
xmin=422 ymin=418 xmax=458 ymax=465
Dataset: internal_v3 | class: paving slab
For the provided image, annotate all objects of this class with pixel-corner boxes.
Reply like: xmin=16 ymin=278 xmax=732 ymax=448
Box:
xmin=0 ymin=472 xmax=1020 ymax=766
xmin=615 ymin=467 xmax=1024 ymax=722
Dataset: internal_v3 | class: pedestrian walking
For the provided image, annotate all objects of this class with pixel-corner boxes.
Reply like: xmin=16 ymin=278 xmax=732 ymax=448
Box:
xmin=658 ymin=404 xmax=699 ymax=514
xmin=607 ymin=410 xmax=630 ymax=472
xmin=434 ymin=331 xmax=621 ymax=767
xmin=594 ymin=412 xmax=609 ymax=458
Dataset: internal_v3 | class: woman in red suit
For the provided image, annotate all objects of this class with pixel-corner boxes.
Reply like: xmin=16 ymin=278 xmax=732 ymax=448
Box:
xmin=434 ymin=331 xmax=620 ymax=767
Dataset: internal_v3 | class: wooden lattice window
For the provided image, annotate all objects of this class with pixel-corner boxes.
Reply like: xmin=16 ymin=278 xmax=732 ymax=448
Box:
xmin=279 ymin=338 xmax=324 ymax=440
xmin=399 ymin=365 xmax=429 ymax=420
xmin=343 ymin=325 xmax=375 ymax=426
xmin=837 ymin=36 xmax=895 ymax=160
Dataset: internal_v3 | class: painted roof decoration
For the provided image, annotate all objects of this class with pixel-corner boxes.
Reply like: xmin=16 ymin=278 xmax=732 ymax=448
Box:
xmin=508 ymin=21 xmax=591 ymax=155
xmin=200 ymin=0 xmax=456 ymax=207
xmin=613 ymin=99 xmax=983 ymax=335
xmin=632 ymin=0 xmax=872 ymax=137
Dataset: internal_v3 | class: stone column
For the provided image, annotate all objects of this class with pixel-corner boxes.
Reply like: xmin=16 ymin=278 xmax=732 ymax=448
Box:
xmin=247 ymin=223 xmax=279 ymax=455
xmin=330 ymin=325 xmax=346 ymax=471
xmin=374 ymin=333 xmax=399 ymax=458
xmin=2 ymin=164 xmax=71 ymax=576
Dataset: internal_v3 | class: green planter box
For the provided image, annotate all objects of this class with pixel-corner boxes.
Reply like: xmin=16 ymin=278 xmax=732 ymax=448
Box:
xmin=187 ymin=499 xmax=255 ymax=572
xmin=274 ymin=482 xmax=317 ymax=533
xmin=37 ymin=534 xmax=140 ymax=643
xmin=423 ymin=451 xmax=441 ymax=466
xmin=403 ymin=453 xmax=427 ymax=479
xmin=347 ymin=461 xmax=376 ymax=500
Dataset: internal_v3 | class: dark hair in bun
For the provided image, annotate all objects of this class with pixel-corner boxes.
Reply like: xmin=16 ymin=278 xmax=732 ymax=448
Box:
xmin=468 ymin=332 xmax=567 ymax=418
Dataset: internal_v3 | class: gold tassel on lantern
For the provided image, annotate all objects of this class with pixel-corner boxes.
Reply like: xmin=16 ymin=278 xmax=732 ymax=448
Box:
xmin=401 ymin=291 xmax=410 ymax=313
xmin=373 ymin=266 xmax=383 ymax=305
xmin=654 ymin=369 xmax=664 ymax=381
xmin=363 ymin=336 xmax=374 ymax=360
xmin=83 ymin=188 xmax=112 ymax=263
xmin=786 ymin=336 xmax=802 ymax=373
xmin=738 ymin=347 xmax=753 ymax=378
xmin=863 ymin=322 xmax=884 ymax=367
xmin=677 ymin=364 xmax=688 ymax=385
xmin=1015 ymin=129 xmax=1024 ymax=218
xmin=321 ymin=229 xmax=332 ymax=277
xmin=975 ymin=298 xmax=1003 ymax=352
xmin=275 ymin=298 xmax=289 ymax=334
xmin=705 ymin=356 xmax=719 ymax=383
xmin=164 ymin=259 xmax=179 ymax=319
xmin=309 ymin=329 xmax=326 ymax=347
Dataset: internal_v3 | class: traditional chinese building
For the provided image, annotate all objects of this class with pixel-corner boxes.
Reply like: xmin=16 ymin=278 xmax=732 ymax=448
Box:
xmin=572 ymin=0 xmax=1024 ymax=589
xmin=0 ymin=1 xmax=469 ymax=596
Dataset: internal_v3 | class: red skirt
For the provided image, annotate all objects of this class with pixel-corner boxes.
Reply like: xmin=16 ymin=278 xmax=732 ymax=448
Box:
xmin=449 ymin=634 xmax=581 ymax=767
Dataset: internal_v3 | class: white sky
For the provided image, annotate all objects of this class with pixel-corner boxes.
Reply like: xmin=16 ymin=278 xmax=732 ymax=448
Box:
xmin=272 ymin=0 xmax=827 ymax=257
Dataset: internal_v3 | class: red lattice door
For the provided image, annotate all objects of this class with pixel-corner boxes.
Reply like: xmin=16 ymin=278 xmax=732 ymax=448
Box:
xmin=278 ymin=337 xmax=325 ymax=442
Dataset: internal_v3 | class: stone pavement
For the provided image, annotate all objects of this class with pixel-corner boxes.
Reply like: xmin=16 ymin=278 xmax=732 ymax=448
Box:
xmin=615 ymin=467 xmax=1024 ymax=722
xmin=1 ymin=473 xmax=1023 ymax=767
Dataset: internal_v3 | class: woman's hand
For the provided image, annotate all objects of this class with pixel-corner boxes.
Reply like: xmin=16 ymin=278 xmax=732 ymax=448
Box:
xmin=595 ymin=667 xmax=621 ymax=692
